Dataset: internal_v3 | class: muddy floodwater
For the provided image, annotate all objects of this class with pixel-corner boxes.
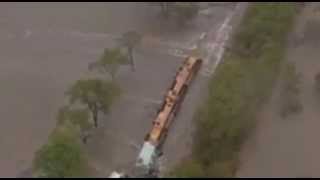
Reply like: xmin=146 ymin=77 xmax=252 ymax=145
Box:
xmin=0 ymin=2 xmax=242 ymax=177
xmin=0 ymin=3 xmax=152 ymax=177
xmin=237 ymin=3 xmax=320 ymax=177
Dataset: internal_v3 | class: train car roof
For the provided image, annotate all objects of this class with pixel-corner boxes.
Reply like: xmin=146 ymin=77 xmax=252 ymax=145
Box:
xmin=136 ymin=141 xmax=156 ymax=168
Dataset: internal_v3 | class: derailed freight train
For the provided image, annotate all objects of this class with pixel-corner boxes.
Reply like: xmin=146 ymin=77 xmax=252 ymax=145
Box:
xmin=110 ymin=56 xmax=202 ymax=178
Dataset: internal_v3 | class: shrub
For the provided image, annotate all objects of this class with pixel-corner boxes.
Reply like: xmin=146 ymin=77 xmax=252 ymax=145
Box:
xmin=33 ymin=125 xmax=88 ymax=178
xmin=169 ymin=159 xmax=205 ymax=178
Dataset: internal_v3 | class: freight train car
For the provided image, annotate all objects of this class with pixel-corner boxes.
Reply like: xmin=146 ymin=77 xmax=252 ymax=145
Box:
xmin=110 ymin=56 xmax=202 ymax=178
xmin=135 ymin=56 xmax=202 ymax=175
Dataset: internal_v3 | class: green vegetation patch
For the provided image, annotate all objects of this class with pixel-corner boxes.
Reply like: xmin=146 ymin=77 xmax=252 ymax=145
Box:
xmin=33 ymin=47 xmax=122 ymax=177
xmin=33 ymin=124 xmax=88 ymax=178
xmin=32 ymin=78 xmax=121 ymax=178
xmin=170 ymin=3 xmax=299 ymax=177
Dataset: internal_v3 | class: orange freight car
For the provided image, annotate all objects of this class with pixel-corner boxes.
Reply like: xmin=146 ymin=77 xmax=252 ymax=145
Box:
xmin=136 ymin=56 xmax=202 ymax=172
xmin=110 ymin=56 xmax=202 ymax=178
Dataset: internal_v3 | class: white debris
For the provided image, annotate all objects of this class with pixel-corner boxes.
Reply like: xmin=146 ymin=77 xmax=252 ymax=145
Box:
xmin=109 ymin=171 xmax=125 ymax=178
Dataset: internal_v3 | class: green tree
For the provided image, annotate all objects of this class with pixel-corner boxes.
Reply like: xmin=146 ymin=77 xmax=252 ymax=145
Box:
xmin=88 ymin=48 xmax=128 ymax=81
xmin=66 ymin=79 xmax=120 ymax=128
xmin=57 ymin=106 xmax=92 ymax=144
xmin=33 ymin=126 xmax=87 ymax=178
xmin=118 ymin=31 xmax=142 ymax=71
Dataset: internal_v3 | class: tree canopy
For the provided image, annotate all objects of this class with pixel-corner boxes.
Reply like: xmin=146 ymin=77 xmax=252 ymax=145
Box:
xmin=57 ymin=106 xmax=92 ymax=133
xmin=33 ymin=126 xmax=87 ymax=178
xmin=89 ymin=48 xmax=128 ymax=81
xmin=66 ymin=79 xmax=120 ymax=127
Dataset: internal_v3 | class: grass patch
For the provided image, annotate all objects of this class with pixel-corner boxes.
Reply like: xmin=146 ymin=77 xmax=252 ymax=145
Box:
xmin=170 ymin=3 xmax=299 ymax=177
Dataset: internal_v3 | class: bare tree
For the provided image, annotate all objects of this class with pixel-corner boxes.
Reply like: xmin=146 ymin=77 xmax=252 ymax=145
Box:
xmin=118 ymin=31 xmax=142 ymax=71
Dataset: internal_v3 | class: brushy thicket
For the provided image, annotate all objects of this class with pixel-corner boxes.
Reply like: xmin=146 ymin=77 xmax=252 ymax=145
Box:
xmin=33 ymin=122 xmax=89 ymax=178
xmin=171 ymin=3 xmax=299 ymax=177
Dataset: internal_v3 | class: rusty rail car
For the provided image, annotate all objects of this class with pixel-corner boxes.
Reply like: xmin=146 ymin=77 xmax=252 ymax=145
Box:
xmin=110 ymin=56 xmax=202 ymax=178
xmin=135 ymin=56 xmax=202 ymax=175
